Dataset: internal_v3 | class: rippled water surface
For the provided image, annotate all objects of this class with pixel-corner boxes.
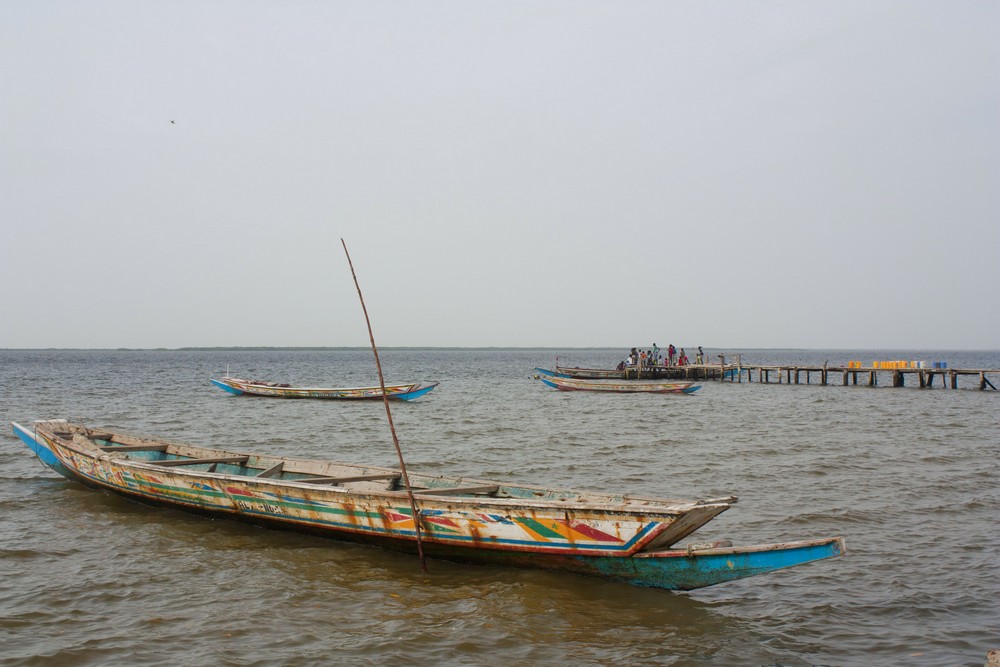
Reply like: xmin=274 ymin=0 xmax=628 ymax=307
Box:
xmin=1 ymin=348 xmax=997 ymax=666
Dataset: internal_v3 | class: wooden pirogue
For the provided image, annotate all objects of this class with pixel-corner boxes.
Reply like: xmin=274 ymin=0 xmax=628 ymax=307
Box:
xmin=210 ymin=377 xmax=438 ymax=400
xmin=534 ymin=369 xmax=700 ymax=394
xmin=554 ymin=364 xmax=740 ymax=381
xmin=12 ymin=420 xmax=845 ymax=591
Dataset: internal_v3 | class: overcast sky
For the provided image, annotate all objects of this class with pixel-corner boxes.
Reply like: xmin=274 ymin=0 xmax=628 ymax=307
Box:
xmin=2 ymin=2 xmax=997 ymax=349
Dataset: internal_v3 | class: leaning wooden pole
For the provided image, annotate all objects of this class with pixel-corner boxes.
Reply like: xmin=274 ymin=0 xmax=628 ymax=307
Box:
xmin=341 ymin=239 xmax=428 ymax=572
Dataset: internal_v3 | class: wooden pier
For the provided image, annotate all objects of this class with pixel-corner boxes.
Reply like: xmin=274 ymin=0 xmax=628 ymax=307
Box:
xmin=557 ymin=357 xmax=998 ymax=390
xmin=720 ymin=362 xmax=998 ymax=391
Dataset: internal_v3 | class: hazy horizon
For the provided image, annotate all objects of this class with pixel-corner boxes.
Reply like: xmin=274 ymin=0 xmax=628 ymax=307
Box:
xmin=2 ymin=345 xmax=996 ymax=353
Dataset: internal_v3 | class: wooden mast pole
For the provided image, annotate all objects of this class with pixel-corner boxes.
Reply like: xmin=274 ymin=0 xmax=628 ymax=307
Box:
xmin=341 ymin=239 xmax=428 ymax=572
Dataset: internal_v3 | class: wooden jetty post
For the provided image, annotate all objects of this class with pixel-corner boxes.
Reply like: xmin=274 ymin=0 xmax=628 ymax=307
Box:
xmin=982 ymin=372 xmax=996 ymax=391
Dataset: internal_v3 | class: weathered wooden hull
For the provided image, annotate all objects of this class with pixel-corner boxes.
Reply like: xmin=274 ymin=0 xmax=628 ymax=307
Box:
xmin=555 ymin=365 xmax=741 ymax=381
xmin=12 ymin=421 xmax=843 ymax=590
xmin=555 ymin=366 xmax=626 ymax=379
xmin=536 ymin=373 xmax=700 ymax=394
xmin=210 ymin=377 xmax=438 ymax=401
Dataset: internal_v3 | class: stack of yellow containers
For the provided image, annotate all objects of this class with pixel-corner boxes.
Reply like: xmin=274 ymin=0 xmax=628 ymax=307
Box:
xmin=871 ymin=360 xmax=921 ymax=369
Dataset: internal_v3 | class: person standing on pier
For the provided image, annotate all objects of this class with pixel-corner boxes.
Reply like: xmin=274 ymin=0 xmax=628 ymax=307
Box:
xmin=696 ymin=346 xmax=705 ymax=364
xmin=652 ymin=343 xmax=660 ymax=366
xmin=668 ymin=344 xmax=676 ymax=366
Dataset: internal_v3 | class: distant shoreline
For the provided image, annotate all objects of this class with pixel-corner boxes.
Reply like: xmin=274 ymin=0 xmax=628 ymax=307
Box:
xmin=1 ymin=346 xmax=996 ymax=353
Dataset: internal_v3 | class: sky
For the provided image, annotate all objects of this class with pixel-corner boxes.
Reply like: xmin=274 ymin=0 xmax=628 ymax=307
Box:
xmin=2 ymin=1 xmax=997 ymax=350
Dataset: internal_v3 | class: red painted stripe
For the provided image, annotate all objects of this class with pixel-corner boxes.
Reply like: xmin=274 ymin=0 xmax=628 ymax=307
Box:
xmin=564 ymin=520 xmax=624 ymax=543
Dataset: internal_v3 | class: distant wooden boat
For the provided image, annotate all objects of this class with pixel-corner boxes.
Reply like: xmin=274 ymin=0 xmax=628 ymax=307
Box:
xmin=210 ymin=377 xmax=438 ymax=401
xmin=555 ymin=364 xmax=741 ymax=381
xmin=12 ymin=420 xmax=845 ymax=591
xmin=555 ymin=365 xmax=626 ymax=379
xmin=535 ymin=371 xmax=700 ymax=394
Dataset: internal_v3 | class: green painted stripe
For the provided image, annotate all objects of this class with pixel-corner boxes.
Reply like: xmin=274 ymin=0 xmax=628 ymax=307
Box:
xmin=516 ymin=516 xmax=564 ymax=539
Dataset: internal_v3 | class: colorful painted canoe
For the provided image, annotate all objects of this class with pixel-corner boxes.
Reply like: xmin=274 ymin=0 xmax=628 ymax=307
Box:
xmin=535 ymin=371 xmax=700 ymax=394
xmin=11 ymin=420 xmax=844 ymax=591
xmin=210 ymin=377 xmax=438 ymax=401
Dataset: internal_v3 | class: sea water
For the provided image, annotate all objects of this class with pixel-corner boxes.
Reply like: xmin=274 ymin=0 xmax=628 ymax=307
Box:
xmin=0 ymin=348 xmax=997 ymax=666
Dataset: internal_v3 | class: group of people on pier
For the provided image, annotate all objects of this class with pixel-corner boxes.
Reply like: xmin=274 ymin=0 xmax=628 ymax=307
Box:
xmin=619 ymin=344 xmax=706 ymax=369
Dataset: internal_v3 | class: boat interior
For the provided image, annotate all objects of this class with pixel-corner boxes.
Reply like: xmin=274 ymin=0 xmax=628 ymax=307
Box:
xmin=34 ymin=421 xmax=735 ymax=515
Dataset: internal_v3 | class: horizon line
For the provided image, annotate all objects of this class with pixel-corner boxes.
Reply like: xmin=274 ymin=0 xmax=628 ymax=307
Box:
xmin=1 ymin=346 xmax=996 ymax=353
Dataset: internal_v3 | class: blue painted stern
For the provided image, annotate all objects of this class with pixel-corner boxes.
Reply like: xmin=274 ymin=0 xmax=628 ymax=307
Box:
xmin=579 ymin=537 xmax=847 ymax=590
xmin=210 ymin=378 xmax=245 ymax=395
xmin=11 ymin=421 xmax=75 ymax=479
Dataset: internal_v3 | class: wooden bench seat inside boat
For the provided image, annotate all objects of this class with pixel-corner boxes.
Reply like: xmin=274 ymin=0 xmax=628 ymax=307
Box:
xmin=256 ymin=462 xmax=284 ymax=478
xmin=412 ymin=485 xmax=500 ymax=496
xmin=150 ymin=456 xmax=251 ymax=467
xmin=298 ymin=472 xmax=402 ymax=486
xmin=99 ymin=444 xmax=169 ymax=453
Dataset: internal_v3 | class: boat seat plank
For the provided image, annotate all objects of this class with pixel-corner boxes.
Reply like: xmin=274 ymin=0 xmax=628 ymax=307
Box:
xmin=412 ymin=485 xmax=500 ymax=496
xmin=257 ymin=462 xmax=284 ymax=478
xmin=150 ymin=456 xmax=251 ymax=467
xmin=299 ymin=473 xmax=402 ymax=485
xmin=99 ymin=444 xmax=170 ymax=452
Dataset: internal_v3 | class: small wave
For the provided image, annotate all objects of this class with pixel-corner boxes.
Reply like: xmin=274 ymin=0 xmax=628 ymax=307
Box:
xmin=776 ymin=507 xmax=879 ymax=526
xmin=0 ymin=547 xmax=79 ymax=559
